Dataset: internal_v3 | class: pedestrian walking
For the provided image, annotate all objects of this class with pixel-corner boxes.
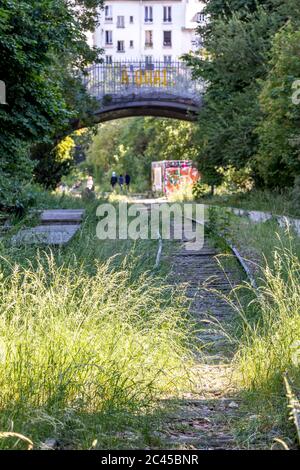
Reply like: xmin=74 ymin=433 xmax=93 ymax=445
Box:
xmin=86 ymin=175 xmax=94 ymax=191
xmin=82 ymin=175 xmax=95 ymax=201
xmin=111 ymin=172 xmax=118 ymax=190
xmin=119 ymin=174 xmax=124 ymax=192
xmin=125 ymin=173 xmax=131 ymax=191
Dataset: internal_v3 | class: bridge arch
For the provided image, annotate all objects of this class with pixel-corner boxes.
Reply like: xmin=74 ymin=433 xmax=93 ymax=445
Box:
xmin=85 ymin=61 xmax=204 ymax=123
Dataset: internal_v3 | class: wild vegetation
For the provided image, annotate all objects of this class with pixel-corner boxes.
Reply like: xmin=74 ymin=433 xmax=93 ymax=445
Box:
xmin=0 ymin=198 xmax=195 ymax=449
xmin=0 ymin=0 xmax=103 ymax=212
xmin=185 ymin=0 xmax=300 ymax=195
xmin=87 ymin=118 xmax=197 ymax=192
xmin=187 ymin=4 xmax=300 ymax=436
xmin=206 ymin=206 xmax=300 ymax=446
xmin=235 ymin=240 xmax=300 ymax=446
xmin=1 ymin=0 xmax=300 ymax=451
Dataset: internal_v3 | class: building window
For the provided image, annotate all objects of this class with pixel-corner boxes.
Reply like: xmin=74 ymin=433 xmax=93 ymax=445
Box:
xmin=196 ymin=12 xmax=206 ymax=23
xmin=129 ymin=16 xmax=134 ymax=24
xmin=163 ymin=6 xmax=172 ymax=23
xmin=105 ymin=55 xmax=112 ymax=65
xmin=164 ymin=55 xmax=172 ymax=65
xmin=117 ymin=16 xmax=125 ymax=28
xmin=129 ymin=40 xmax=134 ymax=48
xmin=163 ymin=31 xmax=172 ymax=47
xmin=144 ymin=6 xmax=153 ymax=23
xmin=105 ymin=30 xmax=113 ymax=45
xmin=117 ymin=40 xmax=125 ymax=52
xmin=105 ymin=6 xmax=113 ymax=21
xmin=145 ymin=30 xmax=153 ymax=48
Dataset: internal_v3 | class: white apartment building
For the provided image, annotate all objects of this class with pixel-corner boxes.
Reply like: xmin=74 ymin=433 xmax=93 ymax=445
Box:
xmin=93 ymin=0 xmax=206 ymax=64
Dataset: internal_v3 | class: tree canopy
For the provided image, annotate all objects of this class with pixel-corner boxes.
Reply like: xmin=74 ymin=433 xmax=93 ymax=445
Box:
xmin=0 ymin=0 xmax=103 ymax=209
xmin=185 ymin=0 xmax=300 ymax=189
xmin=256 ymin=25 xmax=300 ymax=187
xmin=87 ymin=118 xmax=198 ymax=190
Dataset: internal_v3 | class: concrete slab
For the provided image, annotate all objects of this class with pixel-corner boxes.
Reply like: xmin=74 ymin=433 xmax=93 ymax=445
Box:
xmin=40 ymin=209 xmax=85 ymax=225
xmin=12 ymin=224 xmax=80 ymax=246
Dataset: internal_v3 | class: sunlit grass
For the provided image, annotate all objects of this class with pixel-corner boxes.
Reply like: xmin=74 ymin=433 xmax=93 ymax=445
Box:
xmin=167 ymin=183 xmax=195 ymax=203
xmin=0 ymin=197 xmax=196 ymax=449
xmin=225 ymin=214 xmax=300 ymax=270
xmin=227 ymin=240 xmax=300 ymax=445
xmin=107 ymin=193 xmax=131 ymax=203
xmin=0 ymin=252 xmax=195 ymax=449
xmin=234 ymin=244 xmax=300 ymax=393
xmin=199 ymin=189 xmax=300 ymax=218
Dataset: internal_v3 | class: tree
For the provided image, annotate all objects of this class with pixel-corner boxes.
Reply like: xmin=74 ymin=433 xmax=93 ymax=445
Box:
xmin=0 ymin=0 xmax=103 ymax=208
xmin=87 ymin=120 xmax=126 ymax=182
xmin=184 ymin=6 xmax=279 ymax=186
xmin=145 ymin=118 xmax=198 ymax=162
xmin=87 ymin=118 xmax=198 ymax=190
xmin=256 ymin=24 xmax=300 ymax=188
xmin=184 ymin=0 xmax=300 ymax=189
xmin=203 ymin=0 xmax=278 ymax=19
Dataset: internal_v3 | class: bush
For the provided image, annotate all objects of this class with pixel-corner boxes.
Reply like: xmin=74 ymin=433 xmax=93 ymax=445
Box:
xmin=81 ymin=188 xmax=96 ymax=202
xmin=291 ymin=176 xmax=300 ymax=214
xmin=31 ymin=138 xmax=75 ymax=190
xmin=256 ymin=25 xmax=300 ymax=188
xmin=168 ymin=182 xmax=195 ymax=202
xmin=217 ymin=166 xmax=254 ymax=193
xmin=192 ymin=182 xmax=211 ymax=199
xmin=0 ymin=174 xmax=36 ymax=216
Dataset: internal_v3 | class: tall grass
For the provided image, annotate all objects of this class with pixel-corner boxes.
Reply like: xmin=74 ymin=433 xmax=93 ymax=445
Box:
xmin=0 ymin=253 xmax=194 ymax=448
xmin=168 ymin=183 xmax=195 ymax=203
xmin=0 ymin=197 xmax=195 ymax=449
xmin=232 ymin=242 xmax=300 ymax=441
xmin=199 ymin=189 xmax=300 ymax=218
xmin=213 ymin=209 xmax=300 ymax=273
xmin=235 ymin=245 xmax=300 ymax=393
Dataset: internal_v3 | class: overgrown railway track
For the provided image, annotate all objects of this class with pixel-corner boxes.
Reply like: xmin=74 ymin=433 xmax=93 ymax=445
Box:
xmin=152 ymin=208 xmax=299 ymax=450
xmin=142 ymin=203 xmax=247 ymax=449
